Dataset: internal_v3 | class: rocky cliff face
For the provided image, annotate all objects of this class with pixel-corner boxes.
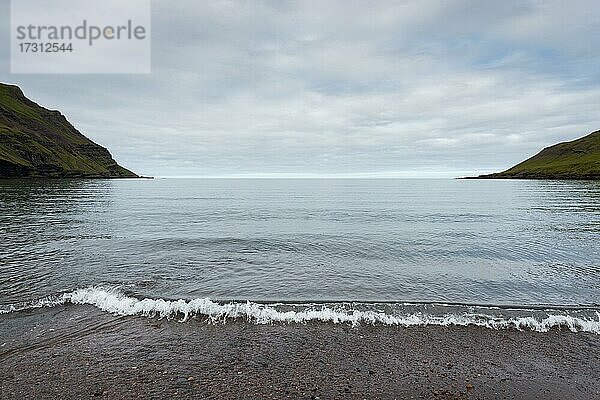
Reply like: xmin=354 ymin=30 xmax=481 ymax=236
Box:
xmin=475 ymin=130 xmax=600 ymax=180
xmin=0 ymin=83 xmax=138 ymax=178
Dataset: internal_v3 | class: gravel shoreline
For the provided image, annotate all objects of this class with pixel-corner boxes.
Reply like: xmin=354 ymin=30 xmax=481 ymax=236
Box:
xmin=1 ymin=306 xmax=599 ymax=399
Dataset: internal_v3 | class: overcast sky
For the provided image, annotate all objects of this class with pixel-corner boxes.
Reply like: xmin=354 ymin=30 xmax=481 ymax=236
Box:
xmin=1 ymin=0 xmax=599 ymax=178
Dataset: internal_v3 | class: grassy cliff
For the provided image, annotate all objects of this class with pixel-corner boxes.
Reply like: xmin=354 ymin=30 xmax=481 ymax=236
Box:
xmin=0 ymin=83 xmax=138 ymax=178
xmin=477 ymin=131 xmax=600 ymax=180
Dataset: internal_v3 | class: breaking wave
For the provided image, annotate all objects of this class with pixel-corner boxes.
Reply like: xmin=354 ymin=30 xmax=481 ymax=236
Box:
xmin=1 ymin=287 xmax=599 ymax=334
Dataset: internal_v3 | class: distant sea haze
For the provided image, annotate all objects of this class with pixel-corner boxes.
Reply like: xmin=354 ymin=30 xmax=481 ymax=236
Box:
xmin=1 ymin=178 xmax=599 ymax=332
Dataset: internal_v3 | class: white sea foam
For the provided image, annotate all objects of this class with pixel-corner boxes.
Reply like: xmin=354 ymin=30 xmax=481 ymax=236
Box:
xmin=0 ymin=296 xmax=67 ymax=314
xmin=2 ymin=287 xmax=599 ymax=334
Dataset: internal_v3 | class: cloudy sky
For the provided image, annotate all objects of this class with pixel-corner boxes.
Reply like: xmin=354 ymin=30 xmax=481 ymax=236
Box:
xmin=1 ymin=0 xmax=599 ymax=177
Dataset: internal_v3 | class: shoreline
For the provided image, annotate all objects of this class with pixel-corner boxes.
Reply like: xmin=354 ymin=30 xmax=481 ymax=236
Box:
xmin=1 ymin=306 xmax=598 ymax=399
xmin=0 ymin=176 xmax=153 ymax=180
xmin=457 ymin=175 xmax=600 ymax=180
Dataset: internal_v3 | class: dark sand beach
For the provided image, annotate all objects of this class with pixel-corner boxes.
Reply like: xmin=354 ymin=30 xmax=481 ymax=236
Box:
xmin=1 ymin=306 xmax=598 ymax=400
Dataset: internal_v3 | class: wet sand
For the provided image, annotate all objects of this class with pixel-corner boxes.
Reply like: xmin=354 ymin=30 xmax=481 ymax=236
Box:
xmin=0 ymin=305 xmax=599 ymax=399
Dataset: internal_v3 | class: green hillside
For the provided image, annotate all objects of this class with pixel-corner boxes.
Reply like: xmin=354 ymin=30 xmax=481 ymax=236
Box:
xmin=0 ymin=83 xmax=138 ymax=178
xmin=477 ymin=131 xmax=600 ymax=180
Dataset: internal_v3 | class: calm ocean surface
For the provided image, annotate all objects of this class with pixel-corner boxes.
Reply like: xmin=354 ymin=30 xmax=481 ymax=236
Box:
xmin=1 ymin=178 xmax=599 ymax=331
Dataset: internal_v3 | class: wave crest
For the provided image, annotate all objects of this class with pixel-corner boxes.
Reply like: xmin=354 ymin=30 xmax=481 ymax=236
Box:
xmin=2 ymin=287 xmax=599 ymax=334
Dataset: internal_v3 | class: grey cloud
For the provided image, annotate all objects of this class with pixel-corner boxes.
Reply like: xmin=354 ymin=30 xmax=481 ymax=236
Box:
xmin=0 ymin=0 xmax=598 ymax=177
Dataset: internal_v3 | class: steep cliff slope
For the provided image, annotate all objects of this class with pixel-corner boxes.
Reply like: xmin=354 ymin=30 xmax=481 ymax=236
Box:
xmin=0 ymin=83 xmax=138 ymax=178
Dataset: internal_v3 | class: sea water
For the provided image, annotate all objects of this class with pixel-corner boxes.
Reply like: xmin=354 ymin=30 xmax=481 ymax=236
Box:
xmin=1 ymin=178 xmax=599 ymax=332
